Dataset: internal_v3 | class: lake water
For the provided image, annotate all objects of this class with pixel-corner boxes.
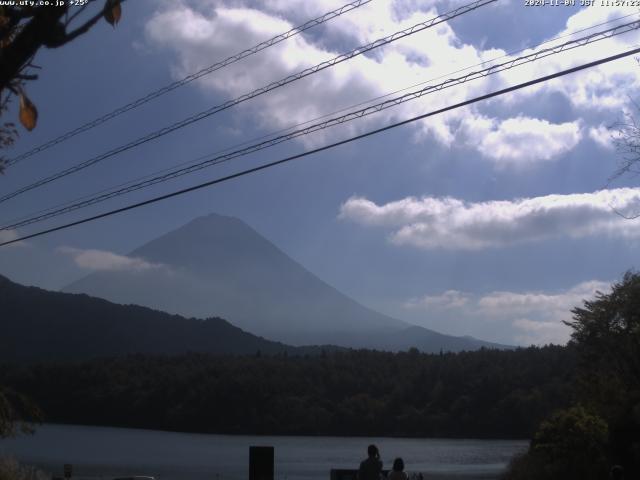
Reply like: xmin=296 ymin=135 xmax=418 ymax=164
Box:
xmin=0 ymin=424 xmax=528 ymax=480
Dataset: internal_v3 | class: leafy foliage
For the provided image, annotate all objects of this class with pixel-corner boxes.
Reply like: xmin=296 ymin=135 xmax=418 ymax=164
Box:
xmin=567 ymin=271 xmax=640 ymax=395
xmin=0 ymin=456 xmax=48 ymax=480
xmin=612 ymin=110 xmax=640 ymax=190
xmin=531 ymin=406 xmax=608 ymax=479
xmin=0 ymin=91 xmax=17 ymax=173
xmin=506 ymin=271 xmax=640 ymax=479
xmin=0 ymin=0 xmax=125 ymax=151
xmin=0 ymin=387 xmax=41 ymax=439
xmin=567 ymin=271 xmax=640 ymax=477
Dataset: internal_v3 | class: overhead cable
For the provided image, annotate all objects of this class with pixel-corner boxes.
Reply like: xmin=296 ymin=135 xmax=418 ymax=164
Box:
xmin=6 ymin=8 xmax=633 ymax=230
xmin=3 ymin=19 xmax=638 ymax=231
xmin=0 ymin=0 xmax=496 ymax=204
xmin=2 ymin=45 xmax=639 ymax=247
xmin=4 ymin=0 xmax=374 ymax=167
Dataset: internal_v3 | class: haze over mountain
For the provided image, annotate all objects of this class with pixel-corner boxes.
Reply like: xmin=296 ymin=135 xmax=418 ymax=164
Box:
xmin=65 ymin=214 xmax=509 ymax=352
xmin=0 ymin=274 xmax=328 ymax=362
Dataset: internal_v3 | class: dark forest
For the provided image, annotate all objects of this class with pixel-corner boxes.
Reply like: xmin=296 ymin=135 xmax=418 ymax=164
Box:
xmin=0 ymin=345 xmax=574 ymax=439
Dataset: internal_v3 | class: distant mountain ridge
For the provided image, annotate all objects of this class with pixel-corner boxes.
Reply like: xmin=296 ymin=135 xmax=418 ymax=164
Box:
xmin=64 ymin=213 xmax=511 ymax=352
xmin=0 ymin=274 xmax=328 ymax=362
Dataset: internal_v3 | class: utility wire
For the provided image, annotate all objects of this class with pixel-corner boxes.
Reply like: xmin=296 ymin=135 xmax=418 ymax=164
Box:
xmin=3 ymin=19 xmax=638 ymax=231
xmin=4 ymin=9 xmax=633 ymax=230
xmin=4 ymin=3 xmax=636 ymax=230
xmin=5 ymin=0 xmax=373 ymax=167
xmin=0 ymin=0 xmax=496 ymax=205
xmin=2 ymin=45 xmax=639 ymax=248
xmin=3 ymin=9 xmax=635 ymax=231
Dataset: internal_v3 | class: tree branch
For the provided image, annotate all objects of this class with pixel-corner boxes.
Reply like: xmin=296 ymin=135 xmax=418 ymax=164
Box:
xmin=65 ymin=3 xmax=90 ymax=28
xmin=0 ymin=0 xmax=127 ymax=92
xmin=0 ymin=6 xmax=67 ymax=92
xmin=56 ymin=0 xmax=126 ymax=46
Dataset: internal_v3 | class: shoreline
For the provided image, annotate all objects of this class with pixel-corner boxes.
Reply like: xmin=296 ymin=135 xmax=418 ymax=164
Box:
xmin=1 ymin=424 xmax=524 ymax=480
xmin=35 ymin=422 xmax=530 ymax=443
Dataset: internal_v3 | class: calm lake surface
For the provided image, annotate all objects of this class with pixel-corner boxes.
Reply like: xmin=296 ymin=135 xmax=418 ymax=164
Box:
xmin=0 ymin=424 xmax=528 ymax=480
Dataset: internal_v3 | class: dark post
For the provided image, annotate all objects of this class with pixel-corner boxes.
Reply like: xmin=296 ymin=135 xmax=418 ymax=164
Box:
xmin=249 ymin=446 xmax=274 ymax=480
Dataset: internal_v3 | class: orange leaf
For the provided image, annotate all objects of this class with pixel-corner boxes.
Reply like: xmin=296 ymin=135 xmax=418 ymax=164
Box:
xmin=104 ymin=0 xmax=122 ymax=27
xmin=19 ymin=93 xmax=37 ymax=131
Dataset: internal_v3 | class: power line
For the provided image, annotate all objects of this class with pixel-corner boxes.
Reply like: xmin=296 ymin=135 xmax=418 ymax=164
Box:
xmin=0 ymin=0 xmax=496 ymax=205
xmin=3 ymin=7 xmax=636 ymax=235
xmin=3 ymin=19 xmax=638 ymax=231
xmin=2 ymin=45 xmax=639 ymax=248
xmin=4 ymin=10 xmax=633 ymax=230
xmin=5 ymin=0 xmax=373 ymax=167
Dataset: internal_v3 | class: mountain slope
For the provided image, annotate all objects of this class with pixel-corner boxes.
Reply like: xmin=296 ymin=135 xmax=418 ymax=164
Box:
xmin=65 ymin=213 xmax=510 ymax=352
xmin=0 ymin=275 xmax=318 ymax=362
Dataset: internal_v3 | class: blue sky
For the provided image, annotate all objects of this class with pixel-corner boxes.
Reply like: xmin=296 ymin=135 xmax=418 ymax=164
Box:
xmin=1 ymin=0 xmax=640 ymax=345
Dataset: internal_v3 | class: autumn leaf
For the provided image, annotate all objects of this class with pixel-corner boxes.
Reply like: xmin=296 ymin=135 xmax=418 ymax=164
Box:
xmin=0 ymin=15 xmax=14 ymax=48
xmin=104 ymin=0 xmax=122 ymax=27
xmin=18 ymin=93 xmax=37 ymax=131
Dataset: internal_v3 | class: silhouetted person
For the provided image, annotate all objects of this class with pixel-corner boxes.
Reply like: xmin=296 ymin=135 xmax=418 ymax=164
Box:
xmin=387 ymin=458 xmax=407 ymax=480
xmin=358 ymin=445 xmax=383 ymax=480
xmin=609 ymin=465 xmax=624 ymax=480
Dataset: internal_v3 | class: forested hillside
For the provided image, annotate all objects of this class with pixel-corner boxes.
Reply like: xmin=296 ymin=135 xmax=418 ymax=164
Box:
xmin=0 ymin=275 xmax=326 ymax=361
xmin=4 ymin=273 xmax=638 ymax=479
xmin=0 ymin=345 xmax=575 ymax=439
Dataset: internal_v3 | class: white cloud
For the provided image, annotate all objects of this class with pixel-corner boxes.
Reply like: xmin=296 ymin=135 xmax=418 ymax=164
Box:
xmin=464 ymin=116 xmax=582 ymax=167
xmin=505 ymin=279 xmax=611 ymax=345
xmin=144 ymin=0 xmax=598 ymax=163
xmin=405 ymin=280 xmax=610 ymax=345
xmin=57 ymin=247 xmax=165 ymax=273
xmin=339 ymin=187 xmax=640 ymax=249
xmin=142 ymin=1 xmax=640 ymax=165
xmin=477 ymin=280 xmax=610 ymax=318
xmin=405 ymin=289 xmax=470 ymax=309
xmin=588 ymin=124 xmax=615 ymax=150
xmin=496 ymin=6 xmax=640 ymax=111
xmin=511 ymin=318 xmax=573 ymax=347
xmin=0 ymin=229 xmax=26 ymax=248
